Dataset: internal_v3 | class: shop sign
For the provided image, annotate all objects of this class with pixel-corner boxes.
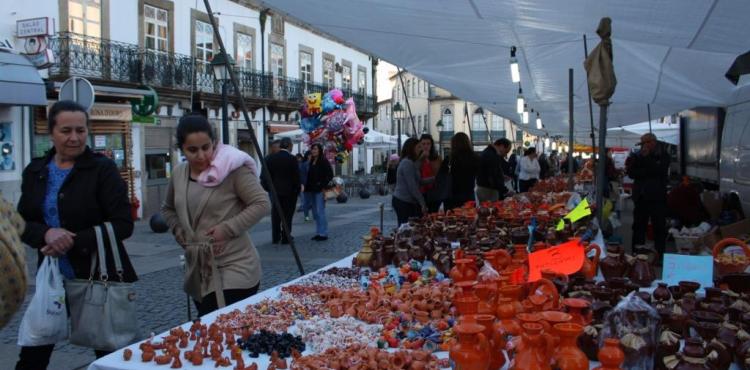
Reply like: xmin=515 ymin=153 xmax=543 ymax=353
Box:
xmin=94 ymin=135 xmax=107 ymax=147
xmin=24 ymin=49 xmax=55 ymax=69
xmin=89 ymin=104 xmax=132 ymax=121
xmin=133 ymin=115 xmax=158 ymax=125
xmin=16 ymin=17 xmax=51 ymax=38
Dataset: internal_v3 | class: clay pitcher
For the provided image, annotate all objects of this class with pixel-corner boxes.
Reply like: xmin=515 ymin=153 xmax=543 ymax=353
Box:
xmin=451 ymin=258 xmax=479 ymax=282
xmin=593 ymin=338 xmax=625 ymax=370
xmin=562 ymin=298 xmax=593 ymax=327
xmin=510 ymin=323 xmax=553 ymax=370
xmin=629 ymin=254 xmax=656 ymax=287
xmin=474 ymin=283 xmax=498 ymax=316
xmin=599 ymin=244 xmax=628 ymax=281
xmin=552 ymin=323 xmax=589 ymax=370
xmin=450 ymin=322 xmax=491 ymax=370
xmin=579 ymin=243 xmax=601 ymax=280
xmin=471 ymin=314 xmax=506 ymax=370
xmin=496 ymin=297 xmax=522 ymax=338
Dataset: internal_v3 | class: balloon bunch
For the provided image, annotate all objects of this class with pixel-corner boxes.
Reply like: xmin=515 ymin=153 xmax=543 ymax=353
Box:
xmin=299 ymin=89 xmax=368 ymax=164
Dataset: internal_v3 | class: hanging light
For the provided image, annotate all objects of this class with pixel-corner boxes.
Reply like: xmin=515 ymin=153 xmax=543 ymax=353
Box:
xmin=551 ymin=141 xmax=558 ymax=150
xmin=536 ymin=112 xmax=542 ymax=129
xmin=516 ymin=87 xmax=524 ymax=114
xmin=544 ymin=137 xmax=550 ymax=148
xmin=522 ymin=105 xmax=529 ymax=124
xmin=509 ymin=46 xmax=520 ymax=83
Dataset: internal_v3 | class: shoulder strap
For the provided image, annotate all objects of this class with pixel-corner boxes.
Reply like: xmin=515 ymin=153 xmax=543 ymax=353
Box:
xmin=92 ymin=225 xmax=109 ymax=280
xmin=103 ymin=222 xmax=125 ymax=281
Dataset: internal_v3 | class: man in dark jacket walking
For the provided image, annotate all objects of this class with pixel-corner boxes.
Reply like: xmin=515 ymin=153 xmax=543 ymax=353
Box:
xmin=263 ymin=138 xmax=300 ymax=244
xmin=476 ymin=138 xmax=511 ymax=202
xmin=626 ymin=133 xmax=670 ymax=263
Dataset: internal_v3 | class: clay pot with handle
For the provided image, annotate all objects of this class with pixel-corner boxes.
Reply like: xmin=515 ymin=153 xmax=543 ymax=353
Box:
xmin=449 ymin=322 xmax=491 ymax=370
xmin=578 ymin=243 xmax=601 ymax=280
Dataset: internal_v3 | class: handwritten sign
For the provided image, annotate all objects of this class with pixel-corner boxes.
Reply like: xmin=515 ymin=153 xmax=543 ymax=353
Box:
xmin=662 ymin=254 xmax=713 ymax=293
xmin=556 ymin=198 xmax=592 ymax=230
xmin=527 ymin=239 xmax=585 ymax=282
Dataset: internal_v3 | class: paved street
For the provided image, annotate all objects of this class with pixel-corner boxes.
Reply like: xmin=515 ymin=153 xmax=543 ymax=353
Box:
xmin=0 ymin=194 xmax=397 ymax=370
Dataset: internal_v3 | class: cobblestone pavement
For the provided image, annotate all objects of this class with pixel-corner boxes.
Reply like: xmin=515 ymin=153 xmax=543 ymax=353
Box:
xmin=0 ymin=194 xmax=397 ymax=370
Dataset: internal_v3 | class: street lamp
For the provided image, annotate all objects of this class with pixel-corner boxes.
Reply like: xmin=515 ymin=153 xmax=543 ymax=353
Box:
xmin=393 ymin=102 xmax=405 ymax=154
xmin=210 ymin=52 xmax=235 ymax=144
xmin=436 ymin=119 xmax=444 ymax=154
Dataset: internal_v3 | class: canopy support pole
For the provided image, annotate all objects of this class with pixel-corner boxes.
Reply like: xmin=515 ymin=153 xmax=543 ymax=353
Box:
xmin=464 ymin=101 xmax=474 ymax=143
xmin=481 ymin=111 xmax=492 ymax=143
xmin=202 ymin=0 xmax=305 ymax=276
xmin=396 ymin=67 xmax=418 ymax=136
xmin=647 ymin=103 xmax=653 ymax=133
xmin=568 ymin=68 xmax=575 ymax=189
xmin=583 ymin=35 xmax=597 ymax=162
xmin=595 ymin=104 xmax=609 ymax=226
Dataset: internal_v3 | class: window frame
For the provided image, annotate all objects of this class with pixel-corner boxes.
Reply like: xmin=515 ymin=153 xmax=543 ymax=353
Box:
xmin=299 ymin=44 xmax=314 ymax=88
xmin=341 ymin=59 xmax=352 ymax=92
xmin=138 ymin=0 xmax=173 ymax=54
xmin=357 ymin=65 xmax=367 ymax=93
xmin=441 ymin=107 xmax=454 ymax=132
xmin=233 ymin=23 xmax=256 ymax=71
xmin=322 ymin=52 xmax=335 ymax=89
xmin=472 ymin=107 xmax=485 ymax=131
xmin=143 ymin=3 xmax=168 ymax=52
xmin=65 ymin=0 xmax=107 ymax=38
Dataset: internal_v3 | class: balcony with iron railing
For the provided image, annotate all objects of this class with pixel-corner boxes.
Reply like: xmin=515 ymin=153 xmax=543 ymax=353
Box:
xmin=47 ymin=32 xmax=375 ymax=114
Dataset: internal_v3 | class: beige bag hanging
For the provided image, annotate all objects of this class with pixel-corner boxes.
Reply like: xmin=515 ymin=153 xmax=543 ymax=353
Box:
xmin=0 ymin=196 xmax=26 ymax=330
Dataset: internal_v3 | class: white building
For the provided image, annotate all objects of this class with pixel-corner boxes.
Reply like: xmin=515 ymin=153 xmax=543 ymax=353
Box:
xmin=0 ymin=0 xmax=377 ymax=217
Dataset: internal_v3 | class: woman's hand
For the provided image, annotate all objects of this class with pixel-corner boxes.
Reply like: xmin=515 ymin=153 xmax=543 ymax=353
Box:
xmin=41 ymin=228 xmax=76 ymax=256
xmin=206 ymin=225 xmax=229 ymax=256
xmin=173 ymin=227 xmax=187 ymax=248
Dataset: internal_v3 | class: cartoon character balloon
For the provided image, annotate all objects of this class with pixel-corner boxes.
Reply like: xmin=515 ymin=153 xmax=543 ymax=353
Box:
xmin=298 ymin=89 xmax=366 ymax=165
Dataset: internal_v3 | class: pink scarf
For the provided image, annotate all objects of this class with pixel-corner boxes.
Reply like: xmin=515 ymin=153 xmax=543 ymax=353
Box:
xmin=197 ymin=144 xmax=259 ymax=187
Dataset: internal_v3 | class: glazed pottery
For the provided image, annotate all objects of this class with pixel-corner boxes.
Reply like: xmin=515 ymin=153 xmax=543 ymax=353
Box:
xmin=553 ymin=323 xmax=589 ymax=370
xmin=593 ymin=338 xmax=625 ymax=370
xmin=450 ymin=322 xmax=491 ymax=370
xmin=562 ymin=298 xmax=593 ymax=326
xmin=579 ymin=243 xmax=601 ymax=280
xmin=495 ymin=297 xmax=522 ymax=338
xmin=600 ymin=244 xmax=629 ymax=281
xmin=578 ymin=324 xmax=601 ymax=362
xmin=474 ymin=283 xmax=498 ymax=316
xmin=666 ymin=337 xmax=711 ymax=370
xmin=529 ymin=278 xmax=560 ymax=310
xmin=454 ymin=296 xmax=480 ymax=316
xmin=472 ymin=314 xmax=506 ymax=370
xmin=455 ymin=281 xmax=478 ymax=298
xmin=678 ymin=281 xmax=701 ymax=296
xmin=451 ymin=258 xmax=479 ymax=282
xmin=653 ymin=283 xmax=672 ymax=303
xmin=656 ymin=330 xmax=681 ymax=370
xmin=629 ymin=254 xmax=656 ymax=287
xmin=509 ymin=323 xmax=553 ymax=370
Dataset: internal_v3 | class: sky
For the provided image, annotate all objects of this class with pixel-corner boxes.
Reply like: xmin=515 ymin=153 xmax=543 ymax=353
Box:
xmin=377 ymin=60 xmax=397 ymax=102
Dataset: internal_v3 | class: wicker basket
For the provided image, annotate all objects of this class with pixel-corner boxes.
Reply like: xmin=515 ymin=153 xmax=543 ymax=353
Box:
xmin=674 ymin=227 xmax=720 ymax=255
xmin=712 ymin=238 xmax=750 ymax=280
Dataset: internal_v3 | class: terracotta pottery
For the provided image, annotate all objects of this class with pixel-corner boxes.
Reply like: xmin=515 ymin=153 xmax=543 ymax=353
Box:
xmin=451 ymin=258 xmax=479 ymax=282
xmin=454 ymin=296 xmax=480 ymax=316
xmin=578 ymin=324 xmax=601 ymax=361
xmin=656 ymin=330 xmax=681 ymax=370
xmin=449 ymin=322 xmax=491 ymax=370
xmin=529 ymin=278 xmax=560 ymax=310
xmin=475 ymin=283 xmax=498 ymax=316
xmin=653 ymin=283 xmax=672 ymax=303
xmin=540 ymin=311 xmax=572 ymax=345
xmin=473 ymin=314 xmax=506 ymax=370
xmin=509 ymin=323 xmax=553 ymax=370
xmin=562 ymin=298 xmax=593 ymax=326
xmin=513 ymin=244 xmax=529 ymax=262
xmin=666 ymin=337 xmax=711 ymax=370
xmin=498 ymin=284 xmax=525 ymax=314
xmin=553 ymin=323 xmax=589 ymax=370
xmin=678 ymin=281 xmax=701 ymax=296
xmin=455 ymin=280 xmax=478 ymax=298
xmin=541 ymin=270 xmax=569 ymax=296
xmin=600 ymin=244 xmax=629 ymax=281
xmin=629 ymin=254 xmax=656 ymax=287
xmin=593 ymin=338 xmax=625 ymax=370
xmin=496 ymin=297 xmax=522 ymax=338
xmin=493 ymin=249 xmax=512 ymax=271
xmin=579 ymin=243 xmax=601 ymax=280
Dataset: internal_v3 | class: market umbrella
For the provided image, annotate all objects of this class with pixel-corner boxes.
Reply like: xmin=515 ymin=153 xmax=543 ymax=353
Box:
xmin=725 ymin=50 xmax=750 ymax=85
xmin=584 ymin=17 xmax=617 ymax=224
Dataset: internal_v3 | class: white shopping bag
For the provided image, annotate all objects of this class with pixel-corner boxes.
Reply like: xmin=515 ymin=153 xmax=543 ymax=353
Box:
xmin=17 ymin=256 xmax=68 ymax=346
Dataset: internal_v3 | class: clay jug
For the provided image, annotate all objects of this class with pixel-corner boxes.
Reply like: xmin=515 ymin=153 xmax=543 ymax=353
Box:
xmin=529 ymin=278 xmax=560 ymax=310
xmin=652 ymin=283 xmax=672 ymax=303
xmin=475 ymin=283 xmax=498 ymax=316
xmin=629 ymin=254 xmax=656 ymax=287
xmin=354 ymin=242 xmax=374 ymax=267
xmin=513 ymin=244 xmax=529 ymax=262
xmin=451 ymin=258 xmax=479 ymax=282
xmin=471 ymin=314 xmax=506 ymax=370
xmin=562 ymin=298 xmax=593 ymax=327
xmin=498 ymin=284 xmax=525 ymax=314
xmin=600 ymin=244 xmax=628 ymax=281
xmin=454 ymin=296 xmax=480 ymax=316
xmin=579 ymin=243 xmax=601 ymax=280
xmin=510 ymin=323 xmax=553 ymax=370
xmin=665 ymin=337 xmax=711 ymax=370
xmin=493 ymin=249 xmax=512 ymax=271
xmin=552 ymin=323 xmax=589 ymax=370
xmin=496 ymin=297 xmax=522 ymax=338
xmin=450 ymin=322 xmax=491 ymax=370
xmin=593 ymin=338 xmax=625 ymax=370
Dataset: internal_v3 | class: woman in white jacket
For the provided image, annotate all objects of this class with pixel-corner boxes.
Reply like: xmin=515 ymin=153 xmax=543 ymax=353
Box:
xmin=518 ymin=147 xmax=541 ymax=192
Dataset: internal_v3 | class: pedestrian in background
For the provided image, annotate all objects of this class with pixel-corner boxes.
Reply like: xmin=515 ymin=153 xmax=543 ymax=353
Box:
xmin=518 ymin=147 xmax=541 ymax=192
xmin=627 ymin=133 xmax=670 ymax=264
xmin=268 ymin=140 xmax=280 ymax=156
xmin=508 ymin=148 xmax=519 ymax=192
xmin=392 ymin=138 xmax=427 ymax=225
xmin=444 ymin=132 xmax=479 ymax=210
xmin=417 ymin=134 xmax=443 ymax=213
xmin=304 ymin=143 xmax=334 ymax=241
xmin=162 ymin=115 xmax=270 ymax=316
xmin=298 ymin=151 xmax=312 ymax=222
xmin=263 ymin=137 xmax=300 ymax=244
xmin=16 ymin=100 xmax=138 ymax=369
xmin=476 ymin=138 xmax=512 ymax=202
xmin=386 ymin=153 xmax=399 ymax=194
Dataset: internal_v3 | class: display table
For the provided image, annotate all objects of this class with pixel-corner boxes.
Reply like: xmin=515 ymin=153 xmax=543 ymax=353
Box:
xmin=89 ymin=254 xmax=360 ymax=370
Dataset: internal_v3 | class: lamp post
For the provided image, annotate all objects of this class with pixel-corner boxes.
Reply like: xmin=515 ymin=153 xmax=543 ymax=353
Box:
xmin=435 ymin=119 xmax=444 ymax=155
xmin=259 ymin=9 xmax=269 ymax=154
xmin=393 ymin=102 xmax=405 ymax=154
xmin=210 ymin=52 xmax=235 ymax=144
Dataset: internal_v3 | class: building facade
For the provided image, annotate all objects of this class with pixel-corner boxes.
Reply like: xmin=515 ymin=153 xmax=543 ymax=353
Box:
xmin=1 ymin=0 xmax=376 ymax=217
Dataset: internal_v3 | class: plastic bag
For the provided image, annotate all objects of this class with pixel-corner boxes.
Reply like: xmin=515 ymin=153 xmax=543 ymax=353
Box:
xmin=17 ymin=256 xmax=68 ymax=346
xmin=477 ymin=261 xmax=500 ymax=282
xmin=599 ymin=291 xmax=660 ymax=370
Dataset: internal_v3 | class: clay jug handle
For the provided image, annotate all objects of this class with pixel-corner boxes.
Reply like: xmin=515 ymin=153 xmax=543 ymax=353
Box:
xmin=589 ymin=243 xmax=602 ymax=271
xmin=531 ymin=278 xmax=560 ymax=305
xmin=712 ymin=238 xmax=750 ymax=259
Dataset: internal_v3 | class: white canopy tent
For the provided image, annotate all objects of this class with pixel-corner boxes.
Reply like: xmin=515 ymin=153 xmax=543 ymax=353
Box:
xmin=258 ymin=0 xmax=749 ymax=144
xmin=274 ymin=128 xmax=408 ymax=149
xmin=607 ymin=121 xmax=680 ymax=146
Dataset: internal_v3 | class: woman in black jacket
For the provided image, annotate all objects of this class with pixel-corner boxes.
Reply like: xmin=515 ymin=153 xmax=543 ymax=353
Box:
xmin=444 ymin=132 xmax=479 ymax=210
xmin=304 ymin=143 xmax=333 ymax=241
xmin=15 ymin=101 xmax=136 ymax=370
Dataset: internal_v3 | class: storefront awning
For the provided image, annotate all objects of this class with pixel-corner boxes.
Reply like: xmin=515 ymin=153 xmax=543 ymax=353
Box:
xmin=0 ymin=51 xmax=46 ymax=106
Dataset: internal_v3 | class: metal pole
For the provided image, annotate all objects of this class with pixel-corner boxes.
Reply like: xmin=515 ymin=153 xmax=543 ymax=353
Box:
xmin=202 ymin=0 xmax=305 ymax=276
xmin=260 ymin=10 xmax=268 ymax=155
xmin=380 ymin=202 xmax=384 ymax=232
xmin=397 ymin=118 xmax=402 ymax=154
xmin=595 ymin=105 xmax=609 ymax=225
xmin=221 ymin=80 xmax=229 ymax=144
xmin=568 ymin=68 xmax=575 ymax=188
xmin=396 ymin=67 xmax=418 ymax=135
xmin=647 ymin=103 xmax=653 ymax=133
xmin=583 ymin=35 xmax=597 ymax=165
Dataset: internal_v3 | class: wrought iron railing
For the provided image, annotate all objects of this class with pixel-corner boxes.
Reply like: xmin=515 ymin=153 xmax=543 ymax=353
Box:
xmin=48 ymin=32 xmax=375 ymax=113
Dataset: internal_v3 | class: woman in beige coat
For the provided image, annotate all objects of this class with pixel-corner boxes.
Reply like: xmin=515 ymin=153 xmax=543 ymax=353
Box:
xmin=162 ymin=115 xmax=270 ymax=316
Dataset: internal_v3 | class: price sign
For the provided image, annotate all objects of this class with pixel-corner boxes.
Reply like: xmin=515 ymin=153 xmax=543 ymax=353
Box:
xmin=527 ymin=239 xmax=585 ymax=282
xmin=662 ymin=254 xmax=713 ymax=293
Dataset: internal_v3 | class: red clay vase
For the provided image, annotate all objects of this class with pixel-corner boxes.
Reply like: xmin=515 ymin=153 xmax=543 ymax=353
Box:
xmin=510 ymin=323 xmax=553 ymax=370
xmin=562 ymin=298 xmax=593 ymax=327
xmin=593 ymin=338 xmax=625 ymax=370
xmin=552 ymin=323 xmax=589 ymax=370
xmin=450 ymin=322 xmax=491 ymax=370
xmin=579 ymin=243 xmax=601 ymax=280
xmin=451 ymin=258 xmax=479 ymax=282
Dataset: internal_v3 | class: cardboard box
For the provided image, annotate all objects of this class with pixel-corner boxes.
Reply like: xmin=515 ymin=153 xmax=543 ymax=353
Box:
xmin=720 ymin=218 xmax=750 ymax=240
